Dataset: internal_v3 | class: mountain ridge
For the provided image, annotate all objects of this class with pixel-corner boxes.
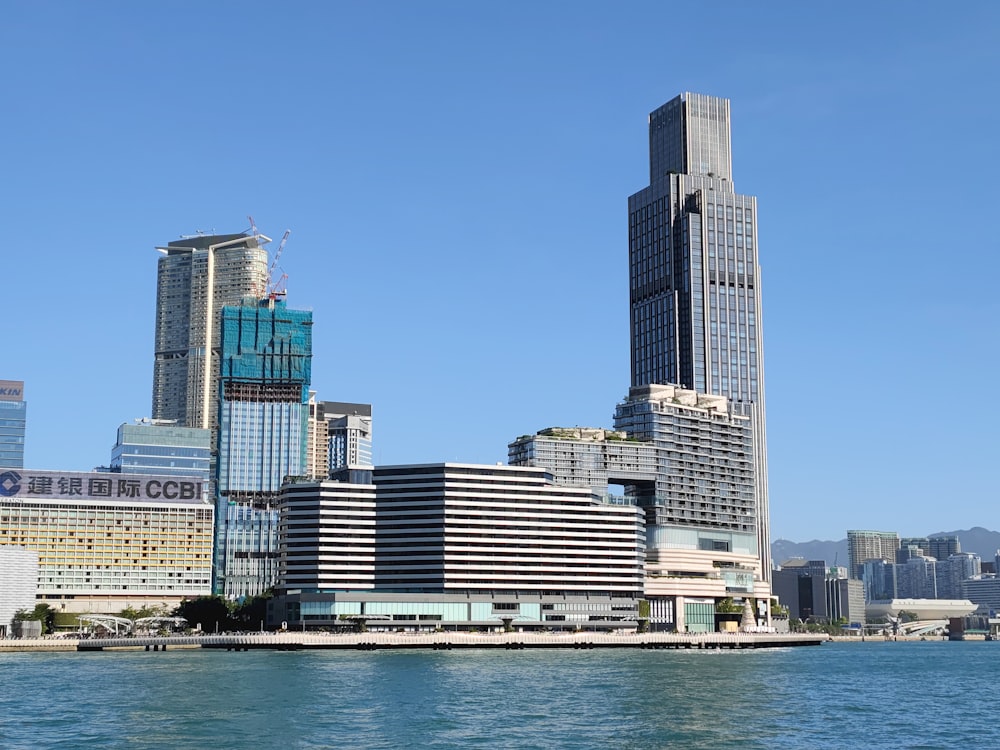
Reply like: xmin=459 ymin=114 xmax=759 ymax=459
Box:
xmin=771 ymin=526 xmax=1000 ymax=567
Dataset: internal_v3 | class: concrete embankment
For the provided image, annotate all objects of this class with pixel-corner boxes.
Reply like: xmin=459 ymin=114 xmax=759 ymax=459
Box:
xmin=2 ymin=631 xmax=828 ymax=653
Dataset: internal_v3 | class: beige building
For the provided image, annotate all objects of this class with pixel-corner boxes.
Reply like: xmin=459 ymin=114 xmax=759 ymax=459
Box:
xmin=0 ymin=470 xmax=213 ymax=614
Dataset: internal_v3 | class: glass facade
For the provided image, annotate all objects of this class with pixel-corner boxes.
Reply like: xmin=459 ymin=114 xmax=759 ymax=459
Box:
xmin=629 ymin=93 xmax=769 ymax=578
xmin=214 ymin=299 xmax=313 ymax=598
xmin=110 ymin=422 xmax=210 ymax=482
xmin=0 ymin=380 xmax=26 ymax=469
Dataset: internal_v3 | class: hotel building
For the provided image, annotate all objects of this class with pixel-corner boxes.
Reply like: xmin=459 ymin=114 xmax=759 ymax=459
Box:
xmin=0 ymin=470 xmax=212 ymax=613
xmin=510 ymin=384 xmax=763 ymax=632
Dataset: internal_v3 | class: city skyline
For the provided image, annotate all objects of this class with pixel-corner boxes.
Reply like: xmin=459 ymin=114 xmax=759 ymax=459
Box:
xmin=4 ymin=3 xmax=999 ymax=542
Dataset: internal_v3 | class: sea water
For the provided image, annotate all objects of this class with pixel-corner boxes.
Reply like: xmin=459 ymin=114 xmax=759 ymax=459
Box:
xmin=0 ymin=641 xmax=994 ymax=749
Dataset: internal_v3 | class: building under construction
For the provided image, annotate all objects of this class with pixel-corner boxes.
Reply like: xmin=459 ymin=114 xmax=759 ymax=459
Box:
xmin=214 ymin=297 xmax=313 ymax=598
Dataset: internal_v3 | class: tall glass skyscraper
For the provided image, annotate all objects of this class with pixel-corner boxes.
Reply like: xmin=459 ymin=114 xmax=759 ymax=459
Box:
xmin=628 ymin=93 xmax=770 ymax=577
xmin=214 ymin=298 xmax=313 ymax=598
xmin=0 ymin=380 xmax=26 ymax=469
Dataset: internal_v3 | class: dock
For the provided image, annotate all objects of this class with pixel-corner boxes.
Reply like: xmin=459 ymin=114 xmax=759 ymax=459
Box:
xmin=1 ymin=631 xmax=828 ymax=653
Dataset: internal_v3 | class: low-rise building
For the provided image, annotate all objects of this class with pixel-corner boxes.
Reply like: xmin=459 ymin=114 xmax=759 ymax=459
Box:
xmin=270 ymin=463 xmax=645 ymax=630
xmin=0 ymin=546 xmax=38 ymax=636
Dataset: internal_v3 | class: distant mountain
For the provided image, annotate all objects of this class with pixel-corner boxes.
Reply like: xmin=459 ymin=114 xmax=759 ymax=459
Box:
xmin=771 ymin=538 xmax=848 ymax=568
xmin=771 ymin=527 xmax=1000 ymax=568
xmin=929 ymin=527 xmax=1000 ymax=561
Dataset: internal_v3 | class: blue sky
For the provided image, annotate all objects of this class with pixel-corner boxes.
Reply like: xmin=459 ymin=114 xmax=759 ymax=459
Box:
xmin=3 ymin=2 xmax=998 ymax=542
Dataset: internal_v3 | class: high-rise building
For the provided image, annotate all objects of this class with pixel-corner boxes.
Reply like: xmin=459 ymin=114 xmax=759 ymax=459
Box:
xmin=509 ymin=384 xmax=765 ymax=632
xmin=109 ymin=419 xmax=211 ymax=482
xmin=321 ymin=402 xmax=373 ymax=471
xmin=0 ymin=380 xmax=26 ymax=469
xmin=628 ymin=93 xmax=769 ymax=576
xmin=214 ymin=298 xmax=312 ymax=598
xmin=304 ymin=392 xmax=329 ymax=479
xmin=928 ymin=535 xmax=961 ymax=560
xmin=152 ymin=233 xmax=268 ymax=431
xmin=0 ymin=470 xmax=212 ymax=613
xmin=847 ymin=530 xmax=900 ymax=579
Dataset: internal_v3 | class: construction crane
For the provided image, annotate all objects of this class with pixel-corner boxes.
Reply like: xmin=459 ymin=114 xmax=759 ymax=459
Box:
xmin=267 ymin=230 xmax=290 ymax=299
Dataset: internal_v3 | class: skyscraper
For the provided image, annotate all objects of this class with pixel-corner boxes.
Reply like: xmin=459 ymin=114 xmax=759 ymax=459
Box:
xmin=847 ymin=529 xmax=900 ymax=580
xmin=628 ymin=93 xmax=769 ymax=576
xmin=214 ymin=297 xmax=313 ymax=598
xmin=0 ymin=380 xmax=26 ymax=469
xmin=152 ymin=233 xmax=269 ymax=430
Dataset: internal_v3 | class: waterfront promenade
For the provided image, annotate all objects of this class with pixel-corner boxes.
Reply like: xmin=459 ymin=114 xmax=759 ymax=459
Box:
xmin=0 ymin=630 xmax=827 ymax=652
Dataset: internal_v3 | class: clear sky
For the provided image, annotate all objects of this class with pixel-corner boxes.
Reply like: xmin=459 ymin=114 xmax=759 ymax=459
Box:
xmin=3 ymin=2 xmax=998 ymax=542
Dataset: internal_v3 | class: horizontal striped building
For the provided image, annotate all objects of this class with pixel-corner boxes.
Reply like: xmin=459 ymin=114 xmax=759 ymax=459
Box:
xmin=272 ymin=464 xmax=644 ymax=629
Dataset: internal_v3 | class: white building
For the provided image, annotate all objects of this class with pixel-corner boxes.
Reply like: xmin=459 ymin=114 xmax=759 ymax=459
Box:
xmin=0 ymin=546 xmax=38 ymax=636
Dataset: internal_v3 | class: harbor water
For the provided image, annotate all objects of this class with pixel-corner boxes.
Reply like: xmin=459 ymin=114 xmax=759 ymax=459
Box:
xmin=0 ymin=640 xmax=994 ymax=749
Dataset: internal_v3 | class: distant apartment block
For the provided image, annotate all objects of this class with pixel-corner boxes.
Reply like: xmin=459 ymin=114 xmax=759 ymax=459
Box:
xmin=0 ymin=380 xmax=26 ymax=469
xmin=847 ymin=530 xmax=900 ymax=579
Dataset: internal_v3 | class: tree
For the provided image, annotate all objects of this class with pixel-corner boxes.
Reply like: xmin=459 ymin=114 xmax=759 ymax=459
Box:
xmin=173 ymin=596 xmax=234 ymax=633
xmin=231 ymin=592 xmax=273 ymax=631
xmin=13 ymin=604 xmax=56 ymax=634
xmin=716 ymin=598 xmax=743 ymax=614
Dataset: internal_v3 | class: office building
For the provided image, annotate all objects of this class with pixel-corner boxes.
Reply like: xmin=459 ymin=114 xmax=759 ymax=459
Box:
xmin=0 ymin=470 xmax=212 ymax=613
xmin=152 ymin=232 xmax=269 ymax=431
xmin=323 ymin=402 xmax=373 ymax=470
xmin=302 ymin=399 xmax=373 ymax=480
xmin=847 ymin=530 xmax=900 ymax=579
xmin=0 ymin=546 xmax=38 ymax=637
xmin=962 ymin=576 xmax=1000 ymax=614
xmin=0 ymin=380 xmax=26 ymax=469
xmin=509 ymin=384 xmax=765 ymax=632
xmin=628 ymin=93 xmax=770 ymax=576
xmin=271 ymin=463 xmax=645 ymax=630
xmin=109 ymin=419 xmax=211 ymax=482
xmin=936 ymin=552 xmax=980 ymax=600
xmin=214 ymin=298 xmax=312 ymax=598
xmin=279 ymin=471 xmax=376 ymax=592
xmin=772 ymin=560 xmax=865 ymax=625
xmin=861 ymin=558 xmax=898 ymax=601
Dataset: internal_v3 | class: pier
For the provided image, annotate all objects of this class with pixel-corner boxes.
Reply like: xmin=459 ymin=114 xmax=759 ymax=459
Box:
xmin=1 ymin=631 xmax=828 ymax=653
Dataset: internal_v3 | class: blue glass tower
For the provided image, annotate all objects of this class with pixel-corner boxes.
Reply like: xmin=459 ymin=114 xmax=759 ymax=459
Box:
xmin=0 ymin=380 xmax=26 ymax=469
xmin=214 ymin=298 xmax=312 ymax=597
